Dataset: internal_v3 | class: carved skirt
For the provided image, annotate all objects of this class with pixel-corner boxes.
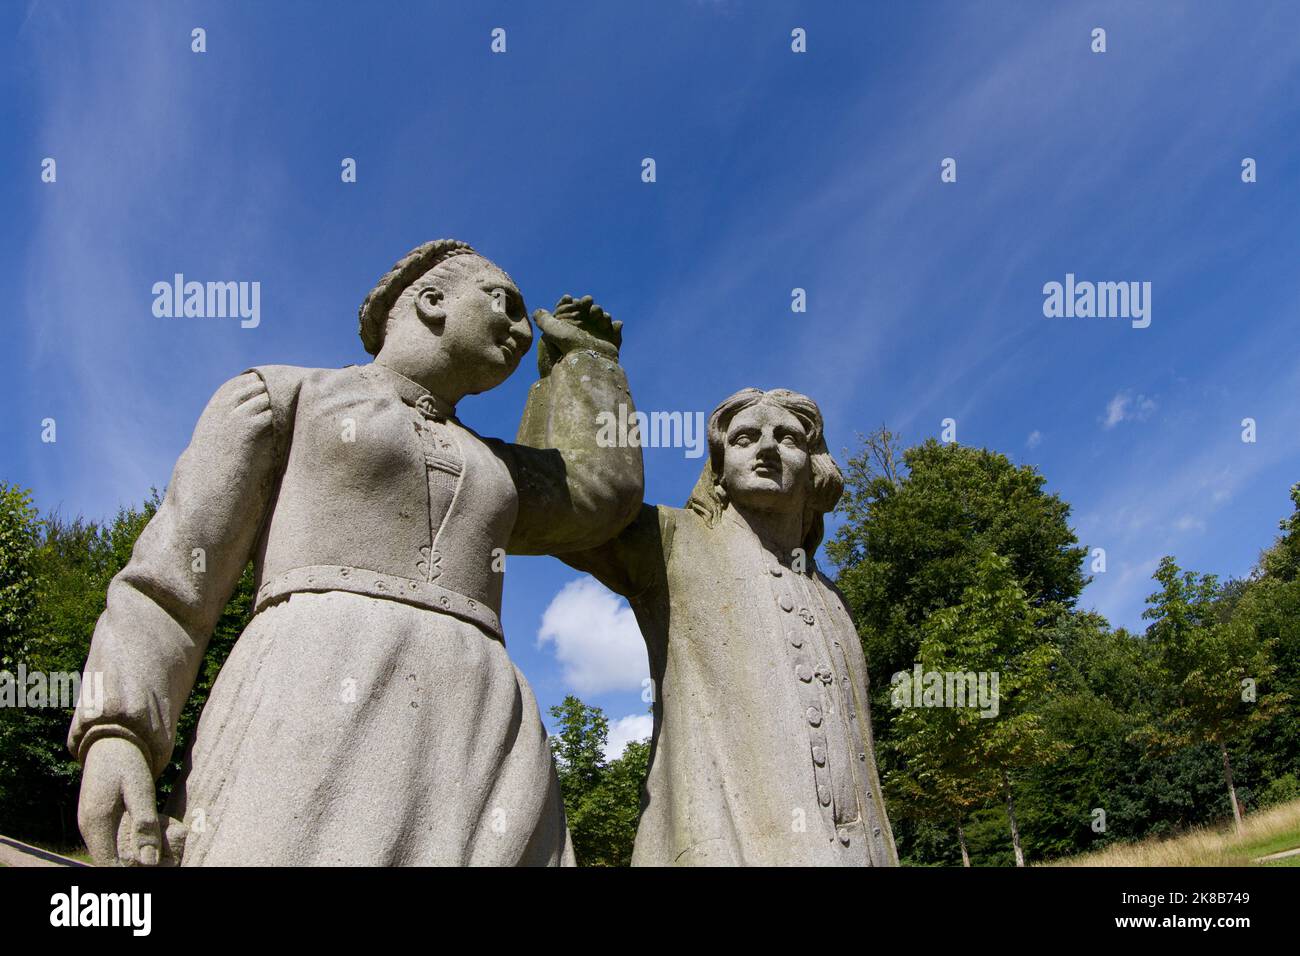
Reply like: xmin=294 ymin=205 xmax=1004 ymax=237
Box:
xmin=167 ymin=590 xmax=573 ymax=866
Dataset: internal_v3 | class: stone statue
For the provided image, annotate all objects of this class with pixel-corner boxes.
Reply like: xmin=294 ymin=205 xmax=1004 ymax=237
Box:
xmin=69 ymin=239 xmax=643 ymax=866
xmin=562 ymin=388 xmax=898 ymax=865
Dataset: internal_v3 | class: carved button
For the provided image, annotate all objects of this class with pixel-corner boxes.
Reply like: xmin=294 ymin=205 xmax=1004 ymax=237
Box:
xmin=798 ymin=608 xmax=815 ymax=625
xmin=796 ymin=664 xmax=812 ymax=683
xmin=768 ymin=564 xmax=783 ymax=577
xmin=812 ymin=746 xmax=825 ymax=766
xmin=873 ymin=827 xmax=882 ymax=837
xmin=818 ymin=785 xmax=831 ymax=807
xmin=837 ymin=827 xmax=850 ymax=846
xmin=806 ymin=706 xmax=822 ymax=727
xmin=778 ymin=594 xmax=794 ymax=613
xmin=788 ymin=632 xmax=803 ymax=649
xmin=858 ymin=752 xmax=866 ymax=762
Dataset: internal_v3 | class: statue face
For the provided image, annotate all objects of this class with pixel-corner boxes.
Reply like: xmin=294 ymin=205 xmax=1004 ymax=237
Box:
xmin=719 ymin=402 xmax=810 ymax=515
xmin=415 ymin=255 xmax=534 ymax=394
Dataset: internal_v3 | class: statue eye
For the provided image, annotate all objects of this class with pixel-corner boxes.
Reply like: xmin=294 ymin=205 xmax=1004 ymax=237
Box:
xmin=733 ymin=434 xmax=753 ymax=447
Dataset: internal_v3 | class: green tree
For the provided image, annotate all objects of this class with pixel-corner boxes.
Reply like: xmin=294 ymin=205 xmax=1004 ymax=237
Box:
xmin=829 ymin=434 xmax=1086 ymax=732
xmin=1024 ymin=614 xmax=1158 ymax=858
xmin=0 ymin=489 xmax=250 ymax=845
xmin=1140 ymin=556 xmax=1288 ymax=833
xmin=1259 ymin=483 xmax=1300 ymax=584
xmin=1238 ymin=486 xmax=1300 ymax=788
xmin=0 ymin=483 xmax=42 ymax=665
xmin=829 ymin=431 xmax=1085 ymax=863
xmin=548 ymin=695 xmax=649 ymax=866
xmin=549 ymin=694 xmax=608 ymax=800
xmin=888 ymin=551 xmax=1061 ymax=866
xmin=886 ymin=710 xmax=994 ymax=866
xmin=0 ymin=484 xmax=45 ymax=829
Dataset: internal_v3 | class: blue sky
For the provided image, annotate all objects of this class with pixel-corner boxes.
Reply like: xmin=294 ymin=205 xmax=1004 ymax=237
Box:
xmin=4 ymin=1 xmax=1300 ymax=752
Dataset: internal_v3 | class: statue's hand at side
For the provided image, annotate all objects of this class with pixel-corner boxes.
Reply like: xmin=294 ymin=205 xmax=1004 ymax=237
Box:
xmin=78 ymin=737 xmax=161 ymax=866
xmin=535 ymin=294 xmax=623 ymax=376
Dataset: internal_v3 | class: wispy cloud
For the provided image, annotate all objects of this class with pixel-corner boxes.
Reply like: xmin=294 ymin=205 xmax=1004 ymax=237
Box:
xmin=18 ymin=7 xmax=288 ymax=519
xmin=1077 ymin=351 xmax=1300 ymax=628
xmin=1103 ymin=391 xmax=1157 ymax=429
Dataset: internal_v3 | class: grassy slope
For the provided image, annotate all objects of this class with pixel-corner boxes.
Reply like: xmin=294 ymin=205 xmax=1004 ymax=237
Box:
xmin=1046 ymin=798 xmax=1300 ymax=867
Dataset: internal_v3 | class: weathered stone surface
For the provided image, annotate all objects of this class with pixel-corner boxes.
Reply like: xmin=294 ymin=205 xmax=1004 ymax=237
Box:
xmin=70 ymin=240 xmax=642 ymax=866
xmin=562 ymin=388 xmax=898 ymax=866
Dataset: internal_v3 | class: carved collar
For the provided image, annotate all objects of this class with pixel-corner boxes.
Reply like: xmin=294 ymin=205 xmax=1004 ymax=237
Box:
xmin=723 ymin=505 xmax=810 ymax=570
xmin=367 ymin=362 xmax=458 ymax=422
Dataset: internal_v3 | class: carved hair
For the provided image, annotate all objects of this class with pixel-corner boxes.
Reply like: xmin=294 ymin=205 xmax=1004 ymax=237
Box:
xmin=686 ymin=387 xmax=844 ymax=558
xmin=358 ymin=239 xmax=482 ymax=355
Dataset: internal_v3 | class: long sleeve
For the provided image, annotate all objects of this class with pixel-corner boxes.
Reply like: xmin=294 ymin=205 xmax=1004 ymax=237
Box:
xmin=559 ymin=504 xmax=669 ymax=600
xmin=68 ymin=371 xmax=283 ymax=777
xmin=498 ymin=348 xmax=644 ymax=555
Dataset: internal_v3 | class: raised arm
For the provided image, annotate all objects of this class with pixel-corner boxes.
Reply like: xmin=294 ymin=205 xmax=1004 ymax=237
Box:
xmin=498 ymin=295 xmax=644 ymax=555
xmin=558 ymin=503 xmax=670 ymax=600
xmin=69 ymin=369 xmax=286 ymax=863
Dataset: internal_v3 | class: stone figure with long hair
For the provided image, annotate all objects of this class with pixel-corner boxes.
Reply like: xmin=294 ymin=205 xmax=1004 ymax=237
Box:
xmin=562 ymin=387 xmax=898 ymax=865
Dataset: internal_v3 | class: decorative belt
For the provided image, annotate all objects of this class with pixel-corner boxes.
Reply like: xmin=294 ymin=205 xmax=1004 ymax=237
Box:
xmin=253 ymin=565 xmax=503 ymax=641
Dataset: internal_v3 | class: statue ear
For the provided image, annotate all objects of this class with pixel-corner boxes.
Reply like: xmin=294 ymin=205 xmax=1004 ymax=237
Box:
xmin=414 ymin=286 xmax=447 ymax=328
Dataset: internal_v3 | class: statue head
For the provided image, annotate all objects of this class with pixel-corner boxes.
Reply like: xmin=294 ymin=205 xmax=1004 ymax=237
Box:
xmin=359 ymin=239 xmax=534 ymax=398
xmin=686 ymin=387 xmax=844 ymax=557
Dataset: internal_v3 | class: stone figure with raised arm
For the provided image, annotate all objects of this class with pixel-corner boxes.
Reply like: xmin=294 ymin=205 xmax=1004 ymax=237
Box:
xmin=562 ymin=387 xmax=898 ymax=866
xmin=69 ymin=239 xmax=643 ymax=866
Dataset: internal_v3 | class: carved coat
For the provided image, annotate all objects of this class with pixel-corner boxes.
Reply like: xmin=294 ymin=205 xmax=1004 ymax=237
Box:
xmin=565 ymin=504 xmax=898 ymax=866
xmin=69 ymin=352 xmax=641 ymax=866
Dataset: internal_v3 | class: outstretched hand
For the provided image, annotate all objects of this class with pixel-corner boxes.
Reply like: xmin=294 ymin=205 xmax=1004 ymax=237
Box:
xmin=534 ymin=295 xmax=622 ymax=376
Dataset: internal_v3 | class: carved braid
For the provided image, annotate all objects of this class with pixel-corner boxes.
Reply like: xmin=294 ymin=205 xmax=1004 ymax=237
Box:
xmin=357 ymin=239 xmax=479 ymax=354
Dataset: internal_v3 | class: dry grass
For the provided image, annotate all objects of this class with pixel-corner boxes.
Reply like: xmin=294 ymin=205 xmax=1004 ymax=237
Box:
xmin=1046 ymin=798 xmax=1300 ymax=867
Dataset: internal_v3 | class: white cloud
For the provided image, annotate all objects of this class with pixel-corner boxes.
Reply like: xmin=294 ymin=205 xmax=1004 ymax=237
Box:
xmin=1076 ymin=355 xmax=1300 ymax=630
xmin=537 ymin=577 xmax=649 ymax=694
xmin=1026 ymin=430 xmax=1043 ymax=448
xmin=604 ymin=714 xmax=654 ymax=760
xmin=1103 ymin=391 xmax=1157 ymax=429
